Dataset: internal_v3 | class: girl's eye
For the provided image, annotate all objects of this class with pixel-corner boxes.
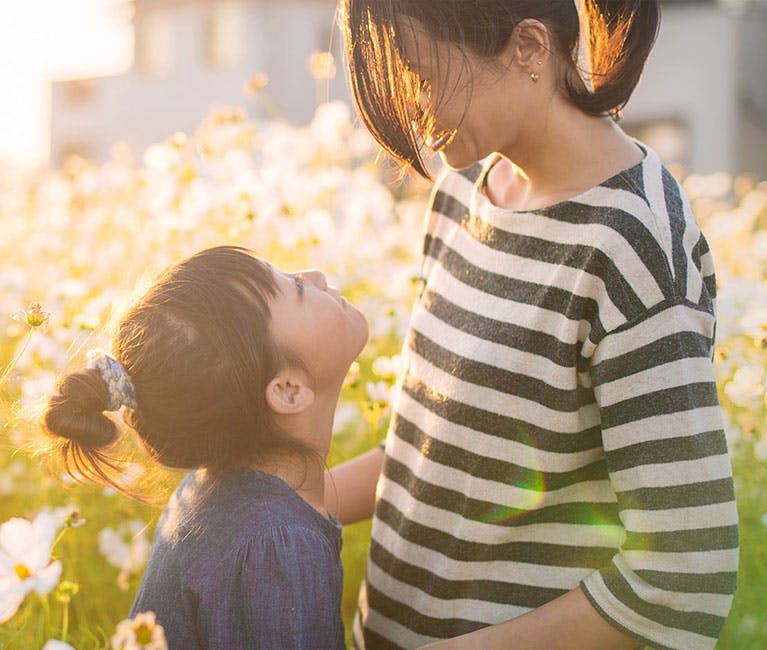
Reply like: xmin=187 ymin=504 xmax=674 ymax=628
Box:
xmin=294 ymin=275 xmax=305 ymax=296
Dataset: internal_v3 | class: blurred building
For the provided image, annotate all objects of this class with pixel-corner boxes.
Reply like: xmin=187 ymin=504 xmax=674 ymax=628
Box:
xmin=50 ymin=0 xmax=767 ymax=178
xmin=624 ymin=0 xmax=767 ymax=177
xmin=50 ymin=0 xmax=344 ymax=164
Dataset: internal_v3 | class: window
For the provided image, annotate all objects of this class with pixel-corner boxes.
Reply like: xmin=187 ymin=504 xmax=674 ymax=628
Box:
xmin=207 ymin=1 xmax=244 ymax=69
xmin=137 ymin=9 xmax=173 ymax=75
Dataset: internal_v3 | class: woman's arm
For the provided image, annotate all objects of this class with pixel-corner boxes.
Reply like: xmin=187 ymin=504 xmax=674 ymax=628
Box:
xmin=418 ymin=586 xmax=640 ymax=650
xmin=324 ymin=446 xmax=385 ymax=525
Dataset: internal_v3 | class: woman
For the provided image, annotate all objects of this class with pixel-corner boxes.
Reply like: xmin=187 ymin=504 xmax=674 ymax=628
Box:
xmin=327 ymin=1 xmax=739 ymax=648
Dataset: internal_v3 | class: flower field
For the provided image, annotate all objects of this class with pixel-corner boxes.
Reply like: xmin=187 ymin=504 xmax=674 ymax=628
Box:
xmin=0 ymin=100 xmax=765 ymax=649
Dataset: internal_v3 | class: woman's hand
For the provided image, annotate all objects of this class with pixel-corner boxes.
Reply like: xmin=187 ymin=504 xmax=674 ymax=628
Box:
xmin=324 ymin=445 xmax=385 ymax=525
xmin=416 ymin=587 xmax=641 ymax=650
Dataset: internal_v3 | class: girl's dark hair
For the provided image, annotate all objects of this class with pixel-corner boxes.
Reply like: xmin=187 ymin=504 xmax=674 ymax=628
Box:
xmin=43 ymin=246 xmax=310 ymax=497
xmin=343 ymin=0 xmax=660 ymax=177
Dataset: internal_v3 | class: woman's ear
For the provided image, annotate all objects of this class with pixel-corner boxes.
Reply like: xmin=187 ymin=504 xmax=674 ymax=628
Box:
xmin=265 ymin=370 xmax=315 ymax=415
xmin=505 ymin=18 xmax=551 ymax=70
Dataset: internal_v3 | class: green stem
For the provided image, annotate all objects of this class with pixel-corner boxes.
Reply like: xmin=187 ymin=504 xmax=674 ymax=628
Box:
xmin=0 ymin=328 xmax=34 ymax=390
xmin=39 ymin=594 xmax=51 ymax=639
xmin=61 ymin=600 xmax=69 ymax=643
xmin=51 ymin=527 xmax=67 ymax=553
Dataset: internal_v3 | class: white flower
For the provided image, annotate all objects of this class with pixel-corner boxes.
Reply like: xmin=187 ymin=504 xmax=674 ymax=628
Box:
xmin=0 ymin=513 xmax=62 ymax=623
xmin=754 ymin=436 xmax=767 ymax=462
xmin=372 ymin=355 xmax=405 ymax=380
xmin=110 ymin=611 xmax=168 ymax=650
xmin=366 ymin=380 xmax=395 ymax=406
xmin=333 ymin=402 xmax=360 ymax=435
xmin=724 ymin=366 xmax=765 ymax=408
xmin=98 ymin=520 xmax=150 ymax=588
xmin=42 ymin=641 xmax=76 ymax=650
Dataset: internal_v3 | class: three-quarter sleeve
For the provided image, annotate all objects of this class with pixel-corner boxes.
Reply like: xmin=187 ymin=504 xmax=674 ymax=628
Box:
xmin=198 ymin=523 xmax=345 ymax=650
xmin=581 ymin=299 xmax=739 ymax=650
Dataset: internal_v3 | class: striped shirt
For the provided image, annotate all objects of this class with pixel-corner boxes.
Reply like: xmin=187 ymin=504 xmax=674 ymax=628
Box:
xmin=355 ymin=143 xmax=738 ymax=650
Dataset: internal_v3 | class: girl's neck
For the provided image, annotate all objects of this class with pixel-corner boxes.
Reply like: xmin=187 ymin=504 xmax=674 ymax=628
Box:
xmin=252 ymin=450 xmax=329 ymax=518
xmin=257 ymin=390 xmax=339 ymax=518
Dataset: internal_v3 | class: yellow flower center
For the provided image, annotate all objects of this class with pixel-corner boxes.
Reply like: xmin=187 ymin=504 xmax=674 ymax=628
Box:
xmin=133 ymin=622 xmax=153 ymax=645
xmin=14 ymin=563 xmax=32 ymax=580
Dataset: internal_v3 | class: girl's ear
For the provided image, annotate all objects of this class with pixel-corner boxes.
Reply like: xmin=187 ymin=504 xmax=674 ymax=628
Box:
xmin=265 ymin=370 xmax=315 ymax=415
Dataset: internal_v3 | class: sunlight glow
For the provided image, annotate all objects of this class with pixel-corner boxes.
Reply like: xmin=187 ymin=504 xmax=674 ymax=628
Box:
xmin=0 ymin=0 xmax=133 ymax=166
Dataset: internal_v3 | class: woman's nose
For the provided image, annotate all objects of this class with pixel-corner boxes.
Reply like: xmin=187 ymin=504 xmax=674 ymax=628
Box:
xmin=302 ymin=269 xmax=327 ymax=291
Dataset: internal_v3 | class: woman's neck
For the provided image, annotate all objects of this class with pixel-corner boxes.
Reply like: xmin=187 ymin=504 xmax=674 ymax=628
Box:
xmin=489 ymin=99 xmax=643 ymax=212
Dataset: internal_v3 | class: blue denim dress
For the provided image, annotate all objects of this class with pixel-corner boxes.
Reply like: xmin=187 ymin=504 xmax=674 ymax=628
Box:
xmin=130 ymin=466 xmax=345 ymax=649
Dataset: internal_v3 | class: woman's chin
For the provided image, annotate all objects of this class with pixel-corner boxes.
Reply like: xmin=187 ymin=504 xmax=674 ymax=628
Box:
xmin=439 ymin=145 xmax=478 ymax=171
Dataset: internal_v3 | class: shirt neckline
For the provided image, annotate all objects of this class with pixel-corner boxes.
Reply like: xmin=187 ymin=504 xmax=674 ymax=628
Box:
xmin=470 ymin=140 xmax=650 ymax=218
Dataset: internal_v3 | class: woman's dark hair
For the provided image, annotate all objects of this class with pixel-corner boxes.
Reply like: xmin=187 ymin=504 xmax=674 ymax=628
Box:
xmin=343 ymin=0 xmax=660 ymax=177
xmin=43 ymin=246 xmax=310 ymax=497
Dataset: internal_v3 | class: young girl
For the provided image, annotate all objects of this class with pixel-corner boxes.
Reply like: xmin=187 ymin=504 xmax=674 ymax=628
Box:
xmin=329 ymin=1 xmax=739 ymax=649
xmin=43 ymin=245 xmax=368 ymax=649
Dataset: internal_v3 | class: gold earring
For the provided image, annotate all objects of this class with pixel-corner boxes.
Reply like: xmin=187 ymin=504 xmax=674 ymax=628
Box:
xmin=530 ymin=71 xmax=540 ymax=83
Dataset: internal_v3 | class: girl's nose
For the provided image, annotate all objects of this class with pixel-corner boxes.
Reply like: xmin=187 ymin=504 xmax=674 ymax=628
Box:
xmin=302 ymin=269 xmax=327 ymax=291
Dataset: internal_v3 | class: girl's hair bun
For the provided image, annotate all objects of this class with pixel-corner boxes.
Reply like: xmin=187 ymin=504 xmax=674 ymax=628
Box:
xmin=44 ymin=368 xmax=119 ymax=450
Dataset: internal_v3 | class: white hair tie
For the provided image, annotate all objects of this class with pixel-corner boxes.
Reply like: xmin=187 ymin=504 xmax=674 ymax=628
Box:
xmin=86 ymin=349 xmax=137 ymax=411
xmin=573 ymin=0 xmax=595 ymax=93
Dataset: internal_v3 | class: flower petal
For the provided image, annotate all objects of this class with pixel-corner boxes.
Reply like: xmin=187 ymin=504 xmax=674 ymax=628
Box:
xmin=0 ymin=576 xmax=32 ymax=623
xmin=42 ymin=641 xmax=77 ymax=650
xmin=0 ymin=518 xmax=34 ymax=560
xmin=32 ymin=560 xmax=62 ymax=596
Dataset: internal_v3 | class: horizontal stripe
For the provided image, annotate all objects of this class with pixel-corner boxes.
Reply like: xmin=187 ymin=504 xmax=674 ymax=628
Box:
xmin=395 ymin=390 xmax=606 ymax=473
xmin=380 ymin=473 xmax=624 ymax=553
xmin=375 ymin=495 xmax=618 ymax=567
xmin=635 ymin=569 xmax=737 ymax=595
xmin=401 ymin=375 xmax=604 ymax=451
xmin=601 ymin=383 xmax=720 ymax=430
xmin=366 ymin=582 xmax=486 ymax=640
xmin=591 ymin=331 xmax=712 ymax=387
xmin=394 ymin=413 xmax=608 ymax=491
xmin=371 ymin=498 xmax=596 ymax=590
xmin=616 ymin=477 xmax=735 ymax=511
xmin=606 ymin=430 xmax=728 ymax=472
xmin=622 ymin=525 xmax=739 ymax=553
xmin=424 ymin=264 xmax=588 ymax=348
xmin=426 ymin=236 xmax=607 ymax=338
xmin=609 ymin=453 xmax=734 ymax=490
xmin=362 ymin=608 xmax=436 ymax=650
xmin=600 ymin=405 xmax=724 ymax=448
xmin=613 ymin=555 xmax=734 ymax=617
xmin=369 ymin=543 xmax=550 ymax=613
xmin=432 ymin=211 xmax=630 ymax=328
xmin=473 ymin=208 xmax=667 ymax=317
xmin=582 ymin=571 xmax=718 ymax=650
xmin=416 ymin=290 xmax=581 ymax=375
xmin=594 ymin=357 xmax=716 ymax=409
xmin=620 ymin=548 xmax=739 ymax=574
xmin=600 ymin=561 xmax=726 ymax=637
xmin=408 ymin=329 xmax=593 ymax=412
xmin=383 ymin=456 xmax=620 ymax=525
xmin=386 ymin=438 xmax=616 ymax=516
xmin=591 ymin=302 xmax=714 ymax=364
xmin=621 ymin=501 xmax=739 ymax=533
xmin=405 ymin=352 xmax=601 ymax=436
